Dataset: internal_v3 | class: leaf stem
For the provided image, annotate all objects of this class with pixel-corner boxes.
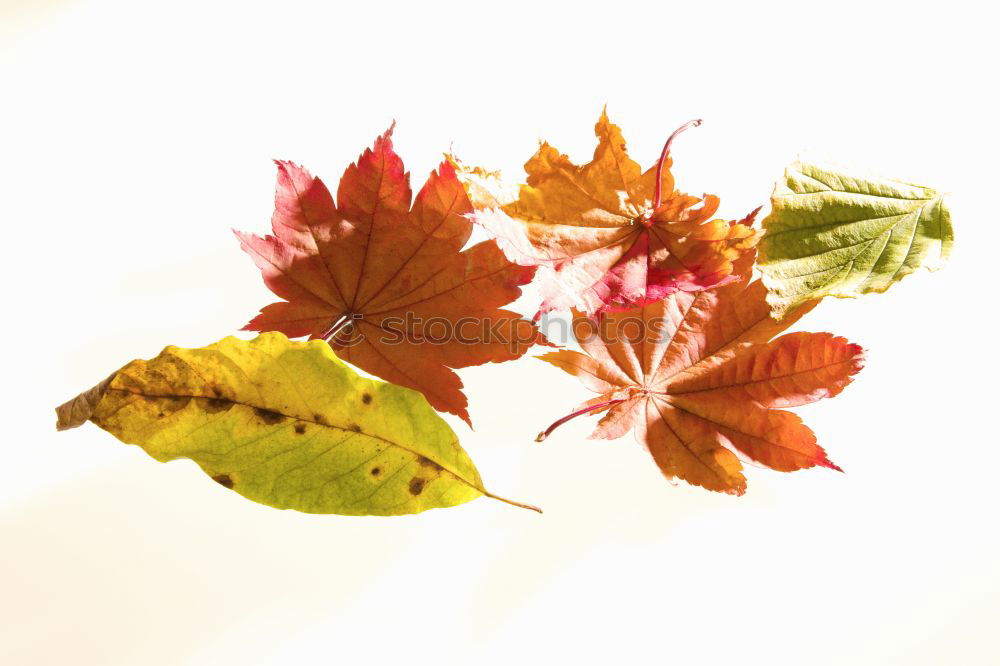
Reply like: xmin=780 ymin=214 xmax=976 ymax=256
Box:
xmin=482 ymin=490 xmax=543 ymax=514
xmin=535 ymin=398 xmax=626 ymax=442
xmin=320 ymin=314 xmax=353 ymax=343
xmin=652 ymin=119 xmax=703 ymax=210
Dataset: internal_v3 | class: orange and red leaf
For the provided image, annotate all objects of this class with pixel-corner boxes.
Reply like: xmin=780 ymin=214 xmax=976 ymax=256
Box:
xmin=452 ymin=111 xmax=761 ymax=317
xmin=538 ymin=270 xmax=864 ymax=494
xmin=237 ymin=127 xmax=546 ymax=425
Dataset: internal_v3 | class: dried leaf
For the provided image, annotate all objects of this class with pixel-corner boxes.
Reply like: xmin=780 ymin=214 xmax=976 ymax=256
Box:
xmin=237 ymin=126 xmax=546 ymax=424
xmin=537 ymin=264 xmax=864 ymax=495
xmin=56 ymin=333 xmax=538 ymax=516
xmin=451 ymin=111 xmax=761 ymax=317
xmin=758 ymin=161 xmax=953 ymax=318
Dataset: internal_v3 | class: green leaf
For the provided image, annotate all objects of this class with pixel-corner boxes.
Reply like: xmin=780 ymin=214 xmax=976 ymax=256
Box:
xmin=55 ymin=333 xmax=538 ymax=516
xmin=757 ymin=161 xmax=953 ymax=318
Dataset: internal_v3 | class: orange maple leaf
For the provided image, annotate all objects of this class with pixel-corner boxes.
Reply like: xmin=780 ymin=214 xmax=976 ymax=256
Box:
xmin=451 ymin=110 xmax=761 ymax=318
xmin=536 ymin=257 xmax=864 ymax=494
xmin=236 ymin=126 xmax=545 ymax=425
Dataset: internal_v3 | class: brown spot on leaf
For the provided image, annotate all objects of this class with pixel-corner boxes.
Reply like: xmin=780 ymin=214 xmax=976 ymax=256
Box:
xmin=314 ymin=413 xmax=328 ymax=425
xmin=347 ymin=423 xmax=361 ymax=433
xmin=408 ymin=477 xmax=426 ymax=496
xmin=212 ymin=474 xmax=234 ymax=489
xmin=116 ymin=373 xmax=144 ymax=392
xmin=361 ymin=393 xmax=372 ymax=405
xmin=417 ymin=456 xmax=443 ymax=472
xmin=156 ymin=395 xmax=191 ymax=418
xmin=294 ymin=423 xmax=307 ymax=435
xmin=197 ymin=397 xmax=233 ymax=414
xmin=370 ymin=466 xmax=382 ymax=477
xmin=254 ymin=407 xmax=286 ymax=425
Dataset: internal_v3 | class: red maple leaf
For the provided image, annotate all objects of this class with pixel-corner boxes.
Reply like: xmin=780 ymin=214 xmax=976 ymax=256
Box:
xmin=236 ymin=126 xmax=546 ymax=425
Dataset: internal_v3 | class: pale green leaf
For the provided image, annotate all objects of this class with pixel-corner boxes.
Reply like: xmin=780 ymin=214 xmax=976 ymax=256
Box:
xmin=55 ymin=333 xmax=538 ymax=516
xmin=758 ymin=161 xmax=953 ymax=318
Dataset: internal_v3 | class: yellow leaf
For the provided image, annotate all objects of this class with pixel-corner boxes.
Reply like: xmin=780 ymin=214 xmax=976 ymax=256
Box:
xmin=56 ymin=333 xmax=538 ymax=516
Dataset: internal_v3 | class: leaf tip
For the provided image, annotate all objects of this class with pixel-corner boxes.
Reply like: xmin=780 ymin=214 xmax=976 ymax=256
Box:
xmin=823 ymin=459 xmax=845 ymax=474
xmin=55 ymin=374 xmax=114 ymax=432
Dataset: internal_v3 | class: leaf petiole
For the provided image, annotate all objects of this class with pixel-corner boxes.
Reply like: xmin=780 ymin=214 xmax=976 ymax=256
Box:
xmin=535 ymin=398 xmax=626 ymax=442
xmin=652 ymin=118 xmax=703 ymax=210
xmin=320 ymin=314 xmax=354 ymax=343
xmin=482 ymin=490 xmax=543 ymax=514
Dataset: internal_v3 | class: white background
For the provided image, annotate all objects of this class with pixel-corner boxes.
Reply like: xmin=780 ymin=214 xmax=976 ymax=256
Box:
xmin=2 ymin=1 xmax=997 ymax=664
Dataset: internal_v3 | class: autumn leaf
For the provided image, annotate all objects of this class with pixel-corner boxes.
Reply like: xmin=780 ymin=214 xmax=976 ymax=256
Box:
xmin=450 ymin=110 xmax=761 ymax=318
xmin=55 ymin=333 xmax=539 ymax=516
xmin=758 ymin=160 xmax=954 ymax=318
xmin=235 ymin=125 xmax=545 ymax=425
xmin=535 ymin=260 xmax=864 ymax=495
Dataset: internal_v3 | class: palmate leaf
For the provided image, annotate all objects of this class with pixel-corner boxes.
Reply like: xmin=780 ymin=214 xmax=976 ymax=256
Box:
xmin=537 ymin=256 xmax=865 ymax=495
xmin=56 ymin=333 xmax=538 ymax=516
xmin=758 ymin=161 xmax=953 ymax=318
xmin=235 ymin=126 xmax=545 ymax=426
xmin=451 ymin=111 xmax=761 ymax=318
